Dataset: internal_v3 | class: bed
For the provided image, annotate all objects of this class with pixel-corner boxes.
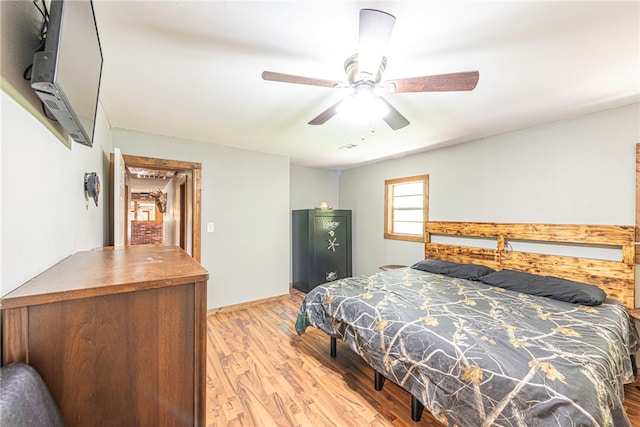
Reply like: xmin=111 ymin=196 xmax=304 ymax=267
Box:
xmin=296 ymin=221 xmax=638 ymax=426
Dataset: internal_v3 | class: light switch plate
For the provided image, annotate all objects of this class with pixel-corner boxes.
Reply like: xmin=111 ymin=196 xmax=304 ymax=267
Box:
xmin=207 ymin=222 xmax=215 ymax=233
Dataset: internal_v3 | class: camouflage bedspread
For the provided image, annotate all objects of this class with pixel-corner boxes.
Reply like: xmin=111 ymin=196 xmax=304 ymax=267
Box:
xmin=295 ymin=267 xmax=638 ymax=427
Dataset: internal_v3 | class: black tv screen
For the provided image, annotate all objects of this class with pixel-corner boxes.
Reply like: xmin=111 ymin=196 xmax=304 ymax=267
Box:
xmin=31 ymin=0 xmax=103 ymax=147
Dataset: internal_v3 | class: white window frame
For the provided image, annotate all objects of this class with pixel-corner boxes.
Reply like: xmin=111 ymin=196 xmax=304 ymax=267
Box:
xmin=384 ymin=174 xmax=429 ymax=242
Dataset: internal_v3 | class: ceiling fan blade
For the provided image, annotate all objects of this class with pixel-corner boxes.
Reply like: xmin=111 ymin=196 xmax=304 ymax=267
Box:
xmin=308 ymin=100 xmax=342 ymax=125
xmin=358 ymin=9 xmax=395 ymax=78
xmin=389 ymin=71 xmax=480 ymax=93
xmin=379 ymin=97 xmax=410 ymax=130
xmin=262 ymin=71 xmax=341 ymax=88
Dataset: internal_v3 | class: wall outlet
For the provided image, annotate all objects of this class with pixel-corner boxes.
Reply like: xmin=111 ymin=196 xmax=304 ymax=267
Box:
xmin=207 ymin=222 xmax=215 ymax=233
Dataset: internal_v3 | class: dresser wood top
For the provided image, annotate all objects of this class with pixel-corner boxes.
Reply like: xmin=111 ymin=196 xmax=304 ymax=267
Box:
xmin=1 ymin=246 xmax=209 ymax=309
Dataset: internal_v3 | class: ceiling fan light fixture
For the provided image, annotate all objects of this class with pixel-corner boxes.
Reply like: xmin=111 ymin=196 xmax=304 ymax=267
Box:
xmin=262 ymin=8 xmax=477 ymax=131
xmin=337 ymin=91 xmax=389 ymax=124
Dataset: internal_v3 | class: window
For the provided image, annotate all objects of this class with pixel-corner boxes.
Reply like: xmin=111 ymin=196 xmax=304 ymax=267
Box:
xmin=384 ymin=174 xmax=429 ymax=242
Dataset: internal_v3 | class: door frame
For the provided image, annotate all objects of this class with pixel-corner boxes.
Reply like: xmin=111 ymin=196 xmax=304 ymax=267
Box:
xmin=110 ymin=154 xmax=202 ymax=262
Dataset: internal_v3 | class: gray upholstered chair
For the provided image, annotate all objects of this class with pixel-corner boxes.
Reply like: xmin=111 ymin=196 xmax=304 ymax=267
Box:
xmin=0 ymin=362 xmax=65 ymax=426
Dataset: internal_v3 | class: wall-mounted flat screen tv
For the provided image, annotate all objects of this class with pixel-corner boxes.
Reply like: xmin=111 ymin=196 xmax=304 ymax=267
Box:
xmin=30 ymin=0 xmax=103 ymax=147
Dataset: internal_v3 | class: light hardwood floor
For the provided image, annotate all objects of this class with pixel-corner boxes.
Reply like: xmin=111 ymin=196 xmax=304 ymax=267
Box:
xmin=206 ymin=289 xmax=640 ymax=426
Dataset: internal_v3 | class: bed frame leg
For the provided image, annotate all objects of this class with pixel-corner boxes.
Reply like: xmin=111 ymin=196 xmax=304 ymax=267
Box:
xmin=411 ymin=396 xmax=423 ymax=422
xmin=374 ymin=371 xmax=385 ymax=391
xmin=330 ymin=336 xmax=336 ymax=358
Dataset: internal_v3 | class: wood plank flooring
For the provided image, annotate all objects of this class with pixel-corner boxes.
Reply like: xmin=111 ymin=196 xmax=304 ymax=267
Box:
xmin=206 ymin=289 xmax=640 ymax=426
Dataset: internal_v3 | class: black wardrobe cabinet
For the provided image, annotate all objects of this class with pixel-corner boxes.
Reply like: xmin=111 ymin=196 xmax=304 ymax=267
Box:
xmin=292 ymin=209 xmax=352 ymax=293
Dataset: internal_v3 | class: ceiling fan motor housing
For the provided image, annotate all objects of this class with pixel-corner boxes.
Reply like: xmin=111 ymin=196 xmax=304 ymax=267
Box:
xmin=344 ymin=54 xmax=387 ymax=85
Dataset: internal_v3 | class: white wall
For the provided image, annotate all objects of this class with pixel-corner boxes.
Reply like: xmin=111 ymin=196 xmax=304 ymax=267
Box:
xmin=290 ymin=165 xmax=340 ymax=211
xmin=339 ymin=103 xmax=640 ymax=276
xmin=112 ymin=129 xmax=290 ymax=309
xmin=1 ymin=92 xmax=112 ymax=296
xmin=162 ymin=176 xmax=178 ymax=247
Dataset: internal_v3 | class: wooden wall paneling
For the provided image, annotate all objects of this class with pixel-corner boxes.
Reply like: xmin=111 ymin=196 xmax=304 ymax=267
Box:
xmin=427 ymin=221 xmax=501 ymax=238
xmin=500 ymin=223 xmax=635 ymax=246
xmin=425 ymin=221 xmax=635 ymax=309
xmin=623 ymin=244 xmax=636 ymax=265
xmin=424 ymin=243 xmax=501 ymax=270
xmin=500 ymin=251 xmax=634 ymax=308
xmin=430 ymin=221 xmax=634 ymax=245
xmin=425 ymin=221 xmax=501 ymax=269
xmin=499 ymin=252 xmax=634 ymax=286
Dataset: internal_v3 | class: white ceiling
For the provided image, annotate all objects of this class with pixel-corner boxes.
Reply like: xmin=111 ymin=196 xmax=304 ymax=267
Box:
xmin=93 ymin=1 xmax=639 ymax=170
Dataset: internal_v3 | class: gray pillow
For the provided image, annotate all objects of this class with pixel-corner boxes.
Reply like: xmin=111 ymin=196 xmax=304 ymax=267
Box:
xmin=479 ymin=269 xmax=606 ymax=306
xmin=411 ymin=259 xmax=495 ymax=281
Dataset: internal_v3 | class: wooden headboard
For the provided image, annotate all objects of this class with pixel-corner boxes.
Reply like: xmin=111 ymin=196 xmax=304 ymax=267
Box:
xmin=425 ymin=221 xmax=636 ymax=309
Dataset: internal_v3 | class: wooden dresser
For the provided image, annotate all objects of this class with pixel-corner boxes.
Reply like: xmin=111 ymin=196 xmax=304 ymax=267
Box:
xmin=1 ymin=246 xmax=208 ymax=427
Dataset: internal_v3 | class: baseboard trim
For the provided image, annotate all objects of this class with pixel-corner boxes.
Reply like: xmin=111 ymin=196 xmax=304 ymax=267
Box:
xmin=207 ymin=291 xmax=293 ymax=316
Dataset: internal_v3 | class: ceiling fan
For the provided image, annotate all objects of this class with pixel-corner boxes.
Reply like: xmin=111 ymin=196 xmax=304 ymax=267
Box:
xmin=262 ymin=9 xmax=479 ymax=130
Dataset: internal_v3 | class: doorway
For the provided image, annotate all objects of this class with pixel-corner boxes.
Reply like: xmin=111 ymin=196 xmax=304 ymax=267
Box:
xmin=110 ymin=153 xmax=202 ymax=262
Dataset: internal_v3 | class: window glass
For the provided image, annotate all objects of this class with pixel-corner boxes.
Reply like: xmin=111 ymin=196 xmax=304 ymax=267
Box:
xmin=384 ymin=174 xmax=428 ymax=242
